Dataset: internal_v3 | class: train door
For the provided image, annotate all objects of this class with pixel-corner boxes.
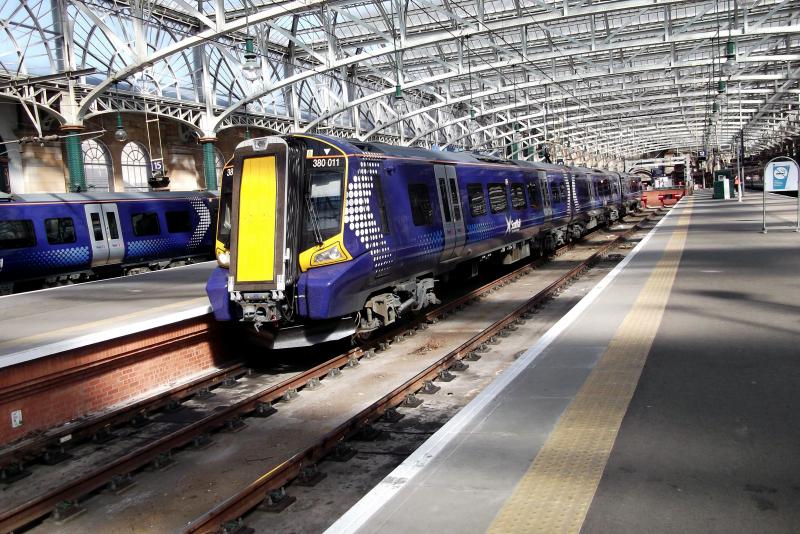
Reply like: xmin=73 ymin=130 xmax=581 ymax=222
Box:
xmin=538 ymin=171 xmax=552 ymax=221
xmin=84 ymin=203 xmax=125 ymax=267
xmin=434 ymin=165 xmax=466 ymax=262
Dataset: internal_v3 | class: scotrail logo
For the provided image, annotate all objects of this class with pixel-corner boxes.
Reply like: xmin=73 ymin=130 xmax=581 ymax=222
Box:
xmin=505 ymin=217 xmax=521 ymax=234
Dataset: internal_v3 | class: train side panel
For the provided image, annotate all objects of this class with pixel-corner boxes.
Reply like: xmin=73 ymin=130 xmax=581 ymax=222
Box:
xmin=0 ymin=202 xmax=93 ymax=284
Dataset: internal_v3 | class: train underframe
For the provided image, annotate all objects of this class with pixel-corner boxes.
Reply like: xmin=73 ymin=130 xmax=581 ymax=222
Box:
xmin=238 ymin=206 xmax=624 ymax=348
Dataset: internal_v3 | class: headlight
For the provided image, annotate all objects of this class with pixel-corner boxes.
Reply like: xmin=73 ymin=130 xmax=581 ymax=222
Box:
xmin=216 ymin=249 xmax=230 ymax=268
xmin=312 ymin=243 xmax=346 ymax=266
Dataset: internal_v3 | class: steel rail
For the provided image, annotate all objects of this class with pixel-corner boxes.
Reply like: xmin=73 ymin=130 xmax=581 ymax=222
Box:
xmin=184 ymin=211 xmax=659 ymax=534
xmin=0 ymin=362 xmax=248 ymax=471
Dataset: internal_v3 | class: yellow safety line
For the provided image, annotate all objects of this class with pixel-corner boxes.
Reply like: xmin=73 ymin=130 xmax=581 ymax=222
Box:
xmin=0 ymin=297 xmax=209 ymax=352
xmin=489 ymin=202 xmax=693 ymax=534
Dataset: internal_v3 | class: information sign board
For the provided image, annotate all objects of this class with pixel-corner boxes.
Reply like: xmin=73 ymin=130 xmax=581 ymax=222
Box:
xmin=761 ymin=157 xmax=799 ymax=233
xmin=151 ymin=158 xmax=164 ymax=175
xmin=764 ymin=161 xmax=798 ymax=192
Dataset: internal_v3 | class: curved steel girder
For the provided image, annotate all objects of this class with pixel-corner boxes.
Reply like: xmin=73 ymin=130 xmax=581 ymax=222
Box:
xmin=212 ymin=0 xmax=758 ymax=132
xmin=75 ymin=0 xmax=330 ymax=121
xmin=0 ymin=94 xmax=67 ymax=126
xmin=354 ymin=51 xmax=796 ymax=150
xmin=408 ymin=100 xmax=545 ymax=146
xmin=353 ymin=25 xmax=800 ymax=141
xmin=297 ymin=8 xmax=797 ymax=133
xmin=472 ymin=107 xmax=764 ymax=157
xmin=83 ymin=107 xmax=202 ymax=133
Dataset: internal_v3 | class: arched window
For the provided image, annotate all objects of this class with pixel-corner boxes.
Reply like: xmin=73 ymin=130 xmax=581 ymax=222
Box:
xmin=121 ymin=142 xmax=150 ymax=191
xmin=82 ymin=139 xmax=113 ymax=192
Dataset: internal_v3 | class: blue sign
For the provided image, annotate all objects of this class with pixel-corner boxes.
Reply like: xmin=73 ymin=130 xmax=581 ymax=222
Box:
xmin=764 ymin=161 xmax=798 ymax=192
xmin=772 ymin=164 xmax=789 ymax=189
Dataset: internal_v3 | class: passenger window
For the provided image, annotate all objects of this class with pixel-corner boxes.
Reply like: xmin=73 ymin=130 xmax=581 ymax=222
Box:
xmin=510 ymin=183 xmax=527 ymax=210
xmin=448 ymin=178 xmax=462 ymax=221
xmin=487 ymin=183 xmax=508 ymax=214
xmin=132 ymin=212 xmax=161 ymax=236
xmin=374 ymin=175 xmax=390 ymax=234
xmin=106 ymin=212 xmax=120 ymax=240
xmin=0 ymin=219 xmax=36 ymax=249
xmin=559 ymin=182 xmax=568 ymax=202
xmin=526 ymin=181 xmax=541 ymax=209
xmin=467 ymin=184 xmax=486 ymax=217
xmin=166 ymin=210 xmax=192 ymax=233
xmin=408 ymin=183 xmax=434 ymax=226
xmin=45 ymin=217 xmax=76 ymax=245
xmin=90 ymin=213 xmax=104 ymax=240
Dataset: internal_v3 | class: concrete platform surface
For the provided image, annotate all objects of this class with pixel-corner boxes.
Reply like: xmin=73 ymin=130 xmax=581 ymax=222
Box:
xmin=327 ymin=190 xmax=800 ymax=534
xmin=0 ymin=262 xmax=215 ymax=368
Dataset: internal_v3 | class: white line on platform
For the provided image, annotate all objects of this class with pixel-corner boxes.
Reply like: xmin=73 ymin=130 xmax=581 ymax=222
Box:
xmin=324 ymin=203 xmax=684 ymax=534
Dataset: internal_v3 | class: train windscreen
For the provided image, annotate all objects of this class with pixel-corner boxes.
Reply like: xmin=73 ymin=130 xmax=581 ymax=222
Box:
xmin=300 ymin=165 xmax=344 ymax=251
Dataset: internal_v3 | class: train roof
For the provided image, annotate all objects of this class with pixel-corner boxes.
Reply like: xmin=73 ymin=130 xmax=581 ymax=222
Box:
xmin=293 ymin=135 xmax=620 ymax=176
xmin=1 ymin=190 xmax=217 ymax=204
xmin=343 ymin=139 xmax=570 ymax=172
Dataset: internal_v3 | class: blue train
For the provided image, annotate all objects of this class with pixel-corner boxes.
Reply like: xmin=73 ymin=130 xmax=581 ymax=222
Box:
xmin=206 ymin=134 xmax=641 ymax=348
xmin=0 ymin=191 xmax=217 ymax=294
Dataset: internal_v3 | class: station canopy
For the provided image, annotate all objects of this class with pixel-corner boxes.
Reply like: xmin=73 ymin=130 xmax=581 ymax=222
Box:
xmin=1 ymin=0 xmax=798 ymax=163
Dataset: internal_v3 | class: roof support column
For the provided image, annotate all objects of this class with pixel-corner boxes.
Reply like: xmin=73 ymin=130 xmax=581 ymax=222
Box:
xmin=62 ymin=126 xmax=86 ymax=192
xmin=201 ymin=137 xmax=218 ymax=191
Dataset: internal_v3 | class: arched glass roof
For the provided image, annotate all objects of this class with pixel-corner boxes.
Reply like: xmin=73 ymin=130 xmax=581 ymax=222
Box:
xmin=1 ymin=0 xmax=798 ymax=162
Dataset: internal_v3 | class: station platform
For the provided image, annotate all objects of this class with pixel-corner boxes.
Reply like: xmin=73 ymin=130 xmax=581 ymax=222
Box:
xmin=328 ymin=190 xmax=800 ymax=533
xmin=0 ymin=262 xmax=215 ymax=369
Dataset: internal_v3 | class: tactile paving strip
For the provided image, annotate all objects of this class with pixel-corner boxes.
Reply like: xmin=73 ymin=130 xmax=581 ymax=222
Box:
xmin=489 ymin=203 xmax=693 ymax=534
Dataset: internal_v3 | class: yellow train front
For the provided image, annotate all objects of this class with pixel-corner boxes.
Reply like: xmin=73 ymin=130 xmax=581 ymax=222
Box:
xmin=208 ymin=134 xmax=361 ymax=347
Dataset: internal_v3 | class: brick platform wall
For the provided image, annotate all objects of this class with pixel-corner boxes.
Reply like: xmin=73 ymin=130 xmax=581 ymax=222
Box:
xmin=0 ymin=316 xmax=229 ymax=446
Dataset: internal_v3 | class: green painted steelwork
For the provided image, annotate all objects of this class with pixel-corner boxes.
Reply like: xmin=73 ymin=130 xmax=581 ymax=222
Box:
xmin=203 ymin=141 xmax=217 ymax=190
xmin=64 ymin=133 xmax=87 ymax=192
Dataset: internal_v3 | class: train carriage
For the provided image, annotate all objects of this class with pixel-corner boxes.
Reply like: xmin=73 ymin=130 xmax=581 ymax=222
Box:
xmin=207 ymin=134 xmax=638 ymax=349
xmin=0 ymin=191 xmax=217 ymax=293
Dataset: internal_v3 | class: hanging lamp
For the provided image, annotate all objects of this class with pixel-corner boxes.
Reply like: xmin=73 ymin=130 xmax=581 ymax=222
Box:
xmin=716 ymin=80 xmax=728 ymax=106
xmin=113 ymin=82 xmax=128 ymax=142
xmin=722 ymin=41 xmax=737 ymax=76
xmin=241 ymin=37 xmax=261 ymax=81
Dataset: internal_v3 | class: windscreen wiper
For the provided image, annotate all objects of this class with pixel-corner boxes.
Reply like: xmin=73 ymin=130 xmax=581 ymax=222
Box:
xmin=305 ymin=194 xmax=324 ymax=246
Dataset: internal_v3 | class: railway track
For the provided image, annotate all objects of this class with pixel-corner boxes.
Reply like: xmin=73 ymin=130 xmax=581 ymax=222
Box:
xmin=0 ymin=209 xmax=661 ymax=533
